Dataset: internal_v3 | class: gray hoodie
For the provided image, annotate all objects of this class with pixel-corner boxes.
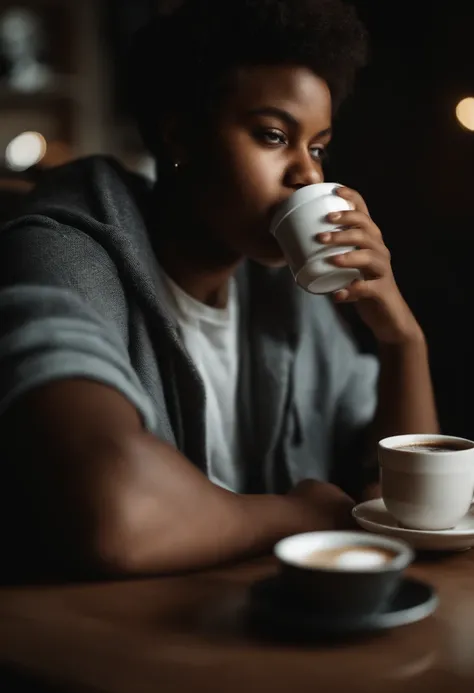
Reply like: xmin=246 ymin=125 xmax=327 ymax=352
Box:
xmin=0 ymin=156 xmax=378 ymax=495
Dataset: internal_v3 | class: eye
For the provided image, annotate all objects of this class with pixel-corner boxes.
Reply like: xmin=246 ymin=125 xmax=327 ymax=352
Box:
xmin=257 ymin=128 xmax=288 ymax=146
xmin=310 ymin=145 xmax=327 ymax=161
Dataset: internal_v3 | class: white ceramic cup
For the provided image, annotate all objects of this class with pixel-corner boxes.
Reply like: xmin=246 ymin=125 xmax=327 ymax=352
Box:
xmin=270 ymin=182 xmax=361 ymax=294
xmin=379 ymin=434 xmax=474 ymax=531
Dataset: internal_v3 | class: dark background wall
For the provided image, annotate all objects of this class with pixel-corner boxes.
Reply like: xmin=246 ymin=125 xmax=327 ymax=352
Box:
xmin=326 ymin=1 xmax=474 ymax=439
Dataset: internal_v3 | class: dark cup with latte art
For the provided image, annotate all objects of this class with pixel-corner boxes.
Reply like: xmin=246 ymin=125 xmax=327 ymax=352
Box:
xmin=274 ymin=531 xmax=413 ymax=620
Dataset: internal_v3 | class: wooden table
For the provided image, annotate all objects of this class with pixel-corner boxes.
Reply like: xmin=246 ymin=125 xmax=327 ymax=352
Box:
xmin=1 ymin=551 xmax=474 ymax=693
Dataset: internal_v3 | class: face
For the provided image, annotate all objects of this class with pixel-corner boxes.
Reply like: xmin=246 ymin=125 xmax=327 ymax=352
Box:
xmin=179 ymin=65 xmax=333 ymax=267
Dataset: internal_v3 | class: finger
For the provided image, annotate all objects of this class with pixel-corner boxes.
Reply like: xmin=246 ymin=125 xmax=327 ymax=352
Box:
xmin=318 ymin=228 xmax=390 ymax=255
xmin=333 ymin=280 xmax=375 ymax=303
xmin=325 ymin=209 xmax=368 ymax=228
xmin=330 ymin=249 xmax=387 ymax=279
xmin=333 ymin=288 xmax=357 ymax=303
xmin=326 ymin=210 xmax=383 ymax=240
xmin=335 ymin=187 xmax=370 ymax=217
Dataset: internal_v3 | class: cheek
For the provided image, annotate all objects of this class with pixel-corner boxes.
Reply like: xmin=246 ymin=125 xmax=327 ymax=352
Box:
xmin=205 ymin=128 xmax=266 ymax=186
xmin=189 ymin=133 xmax=284 ymax=249
xmin=220 ymin=142 xmax=281 ymax=215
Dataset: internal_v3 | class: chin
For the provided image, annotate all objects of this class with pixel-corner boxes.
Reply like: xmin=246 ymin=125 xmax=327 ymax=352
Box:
xmin=248 ymin=235 xmax=288 ymax=268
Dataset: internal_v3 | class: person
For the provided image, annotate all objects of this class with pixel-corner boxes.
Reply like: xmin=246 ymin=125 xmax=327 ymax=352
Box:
xmin=0 ymin=0 xmax=438 ymax=578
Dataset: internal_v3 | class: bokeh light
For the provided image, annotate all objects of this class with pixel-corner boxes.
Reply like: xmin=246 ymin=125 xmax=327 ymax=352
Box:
xmin=5 ymin=131 xmax=47 ymax=171
xmin=456 ymin=98 xmax=474 ymax=132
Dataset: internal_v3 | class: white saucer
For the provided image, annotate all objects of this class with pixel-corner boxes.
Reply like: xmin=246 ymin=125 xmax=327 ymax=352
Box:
xmin=353 ymin=498 xmax=474 ymax=551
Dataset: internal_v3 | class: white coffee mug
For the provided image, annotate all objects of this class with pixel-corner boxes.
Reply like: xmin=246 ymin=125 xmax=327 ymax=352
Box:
xmin=379 ymin=434 xmax=474 ymax=531
xmin=270 ymin=182 xmax=361 ymax=294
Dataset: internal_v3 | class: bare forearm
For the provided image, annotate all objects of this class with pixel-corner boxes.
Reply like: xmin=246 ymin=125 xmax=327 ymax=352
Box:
xmin=93 ymin=434 xmax=355 ymax=575
xmin=94 ymin=434 xmax=297 ymax=574
xmin=373 ymin=328 xmax=439 ymax=442
xmin=7 ymin=430 xmax=305 ymax=577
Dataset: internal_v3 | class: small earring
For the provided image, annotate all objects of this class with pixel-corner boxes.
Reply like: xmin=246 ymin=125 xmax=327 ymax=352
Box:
xmin=174 ymin=161 xmax=181 ymax=170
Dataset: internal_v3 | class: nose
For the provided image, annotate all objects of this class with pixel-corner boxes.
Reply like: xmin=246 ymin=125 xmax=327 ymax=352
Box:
xmin=283 ymin=148 xmax=323 ymax=190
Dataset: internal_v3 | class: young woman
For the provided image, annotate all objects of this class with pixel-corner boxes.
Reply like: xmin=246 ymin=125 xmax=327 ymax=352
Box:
xmin=0 ymin=0 xmax=437 ymax=577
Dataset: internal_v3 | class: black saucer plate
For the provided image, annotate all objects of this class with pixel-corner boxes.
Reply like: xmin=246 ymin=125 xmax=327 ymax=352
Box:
xmin=248 ymin=576 xmax=438 ymax=637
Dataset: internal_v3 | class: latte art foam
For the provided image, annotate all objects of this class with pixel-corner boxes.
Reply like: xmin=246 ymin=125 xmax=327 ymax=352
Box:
xmin=304 ymin=545 xmax=397 ymax=570
xmin=332 ymin=550 xmax=389 ymax=569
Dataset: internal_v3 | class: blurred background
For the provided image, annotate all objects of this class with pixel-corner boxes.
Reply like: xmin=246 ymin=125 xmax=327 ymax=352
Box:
xmin=0 ymin=0 xmax=472 ymax=438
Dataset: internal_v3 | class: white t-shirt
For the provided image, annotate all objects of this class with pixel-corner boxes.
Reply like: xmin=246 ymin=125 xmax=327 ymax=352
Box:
xmin=160 ymin=272 xmax=241 ymax=493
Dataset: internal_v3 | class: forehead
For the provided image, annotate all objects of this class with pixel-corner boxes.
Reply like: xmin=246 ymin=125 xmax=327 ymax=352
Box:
xmin=224 ymin=65 xmax=332 ymax=125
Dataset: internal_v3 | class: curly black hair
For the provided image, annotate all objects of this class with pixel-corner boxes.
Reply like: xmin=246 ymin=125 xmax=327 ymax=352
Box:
xmin=128 ymin=0 xmax=368 ymax=163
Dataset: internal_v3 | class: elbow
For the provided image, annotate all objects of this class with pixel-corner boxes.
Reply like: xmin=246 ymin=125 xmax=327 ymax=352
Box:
xmin=91 ymin=524 xmax=152 ymax=578
xmin=89 ymin=495 xmax=162 ymax=577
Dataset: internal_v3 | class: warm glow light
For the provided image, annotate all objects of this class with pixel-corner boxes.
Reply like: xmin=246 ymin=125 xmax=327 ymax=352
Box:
xmin=456 ymin=98 xmax=474 ymax=132
xmin=5 ymin=131 xmax=47 ymax=171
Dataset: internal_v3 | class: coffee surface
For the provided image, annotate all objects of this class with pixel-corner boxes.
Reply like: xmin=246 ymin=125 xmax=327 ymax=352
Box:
xmin=395 ymin=441 xmax=471 ymax=453
xmin=303 ymin=545 xmax=396 ymax=570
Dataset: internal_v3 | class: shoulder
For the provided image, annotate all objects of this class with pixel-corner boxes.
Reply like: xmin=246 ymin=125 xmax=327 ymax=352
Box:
xmin=16 ymin=155 xmax=154 ymax=227
xmin=0 ymin=156 xmax=148 ymax=329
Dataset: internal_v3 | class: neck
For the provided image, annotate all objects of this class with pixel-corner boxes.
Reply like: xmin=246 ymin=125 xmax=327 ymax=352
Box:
xmin=152 ymin=181 xmax=241 ymax=308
